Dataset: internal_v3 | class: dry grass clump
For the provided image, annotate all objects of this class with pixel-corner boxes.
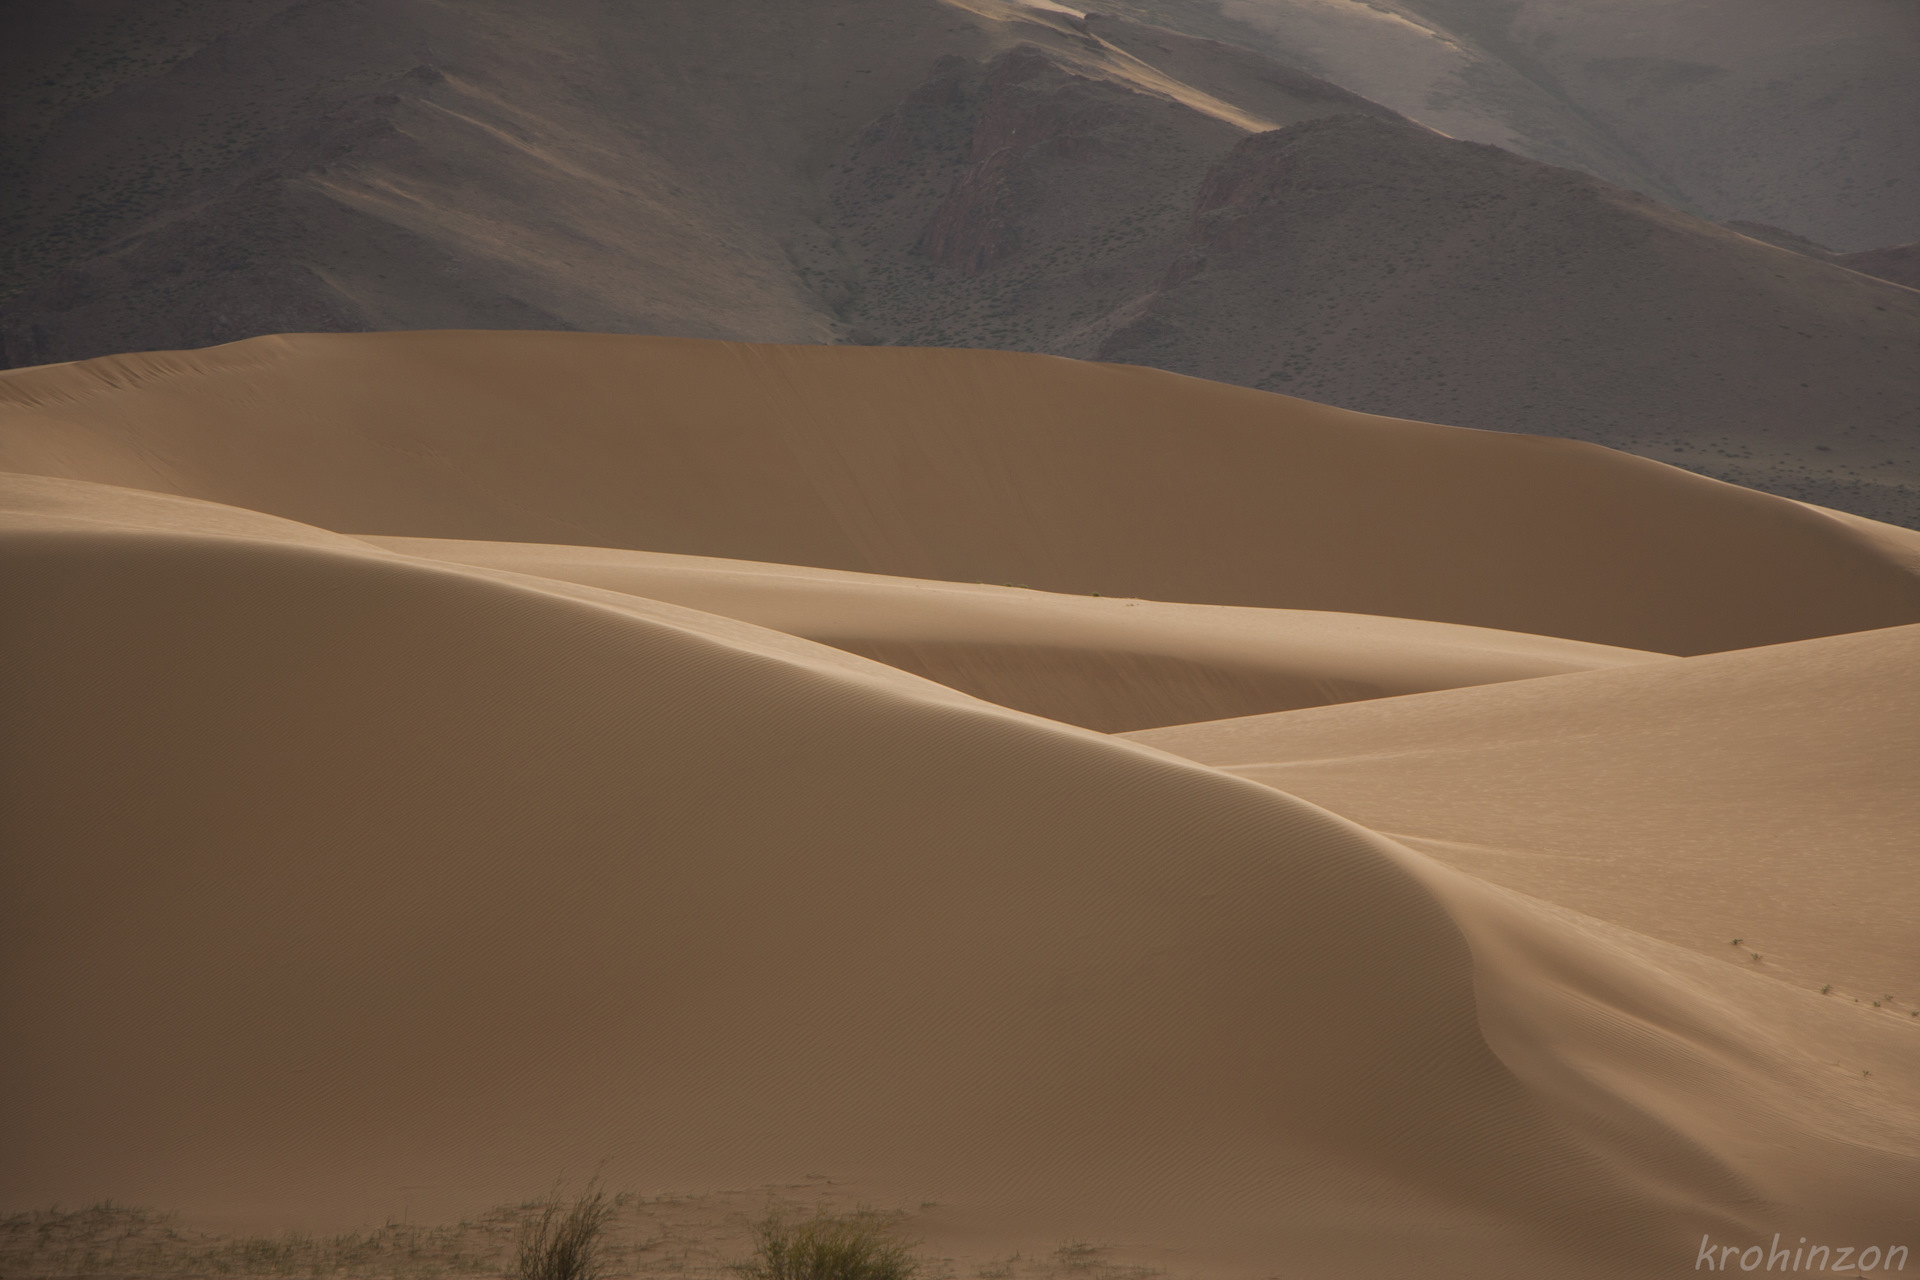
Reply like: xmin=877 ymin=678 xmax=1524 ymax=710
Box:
xmin=732 ymin=1209 xmax=918 ymax=1280
xmin=0 ymin=1201 xmax=518 ymax=1278
xmin=517 ymin=1186 xmax=617 ymax=1280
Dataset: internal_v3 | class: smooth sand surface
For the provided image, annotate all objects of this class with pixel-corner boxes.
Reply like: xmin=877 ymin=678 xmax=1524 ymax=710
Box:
xmin=1127 ymin=625 xmax=1920 ymax=1013
xmin=3 ymin=334 xmax=1916 ymax=1277
xmin=369 ymin=535 xmax=1671 ymax=730
xmin=7 ymin=477 xmax=1916 ymax=1277
xmin=5 ymin=331 xmax=1920 ymax=654
xmin=0 ymin=474 xmax=1668 ymax=730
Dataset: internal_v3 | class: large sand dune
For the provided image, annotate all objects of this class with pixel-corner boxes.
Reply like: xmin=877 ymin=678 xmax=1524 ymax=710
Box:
xmin=369 ymin=535 xmax=1668 ymax=730
xmin=1129 ymin=624 xmax=1920 ymax=1025
xmin=5 ymin=332 xmax=1919 ymax=656
xmin=7 ymin=471 xmax=1664 ymax=729
xmin=5 ymin=474 xmax=1916 ymax=1276
xmin=3 ymin=333 xmax=1916 ymax=1277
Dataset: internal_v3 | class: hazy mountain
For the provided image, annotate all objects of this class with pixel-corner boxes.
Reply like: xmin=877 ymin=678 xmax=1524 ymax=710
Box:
xmin=1728 ymin=221 xmax=1920 ymax=291
xmin=1101 ymin=0 xmax=1920 ymax=251
xmin=1839 ymin=243 xmax=1920 ymax=291
xmin=823 ymin=39 xmax=1920 ymax=524
xmin=2 ymin=0 xmax=1915 ymax=523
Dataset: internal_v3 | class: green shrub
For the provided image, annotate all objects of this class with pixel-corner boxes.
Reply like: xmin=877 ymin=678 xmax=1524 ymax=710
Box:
xmin=733 ymin=1210 xmax=918 ymax=1280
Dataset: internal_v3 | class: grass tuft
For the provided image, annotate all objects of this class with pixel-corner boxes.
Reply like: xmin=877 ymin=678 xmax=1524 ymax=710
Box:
xmin=732 ymin=1209 xmax=918 ymax=1280
xmin=517 ymin=1185 xmax=616 ymax=1280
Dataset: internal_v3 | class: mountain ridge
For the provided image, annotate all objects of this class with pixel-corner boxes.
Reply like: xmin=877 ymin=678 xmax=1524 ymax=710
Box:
xmin=3 ymin=0 xmax=1915 ymax=524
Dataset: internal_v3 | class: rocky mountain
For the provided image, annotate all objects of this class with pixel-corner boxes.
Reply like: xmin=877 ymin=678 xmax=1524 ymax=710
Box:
xmin=1729 ymin=221 xmax=1920 ymax=291
xmin=3 ymin=0 xmax=1915 ymax=523
xmin=1103 ymin=0 xmax=1920 ymax=252
xmin=823 ymin=40 xmax=1920 ymax=524
xmin=1840 ymin=243 xmax=1920 ymax=291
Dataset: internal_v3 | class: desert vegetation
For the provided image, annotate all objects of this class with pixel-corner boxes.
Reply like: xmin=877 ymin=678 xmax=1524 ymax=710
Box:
xmin=0 ymin=1195 xmax=1173 ymax=1280
xmin=0 ymin=1201 xmax=521 ymax=1279
xmin=731 ymin=1210 xmax=917 ymax=1280
xmin=519 ymin=1188 xmax=619 ymax=1280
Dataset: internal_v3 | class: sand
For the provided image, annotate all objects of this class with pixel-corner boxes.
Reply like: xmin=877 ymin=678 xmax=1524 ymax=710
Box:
xmin=5 ymin=332 xmax=1919 ymax=655
xmin=2 ymin=332 xmax=1916 ymax=1278
xmin=366 ymin=535 xmax=1671 ymax=731
xmin=1127 ymin=624 xmax=1920 ymax=1005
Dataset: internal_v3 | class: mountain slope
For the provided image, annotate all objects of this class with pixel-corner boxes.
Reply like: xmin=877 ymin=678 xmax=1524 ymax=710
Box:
xmin=1083 ymin=116 xmax=1920 ymax=523
xmin=1728 ymin=222 xmax=1920 ymax=293
xmin=2 ymin=0 xmax=1915 ymax=524
xmin=1105 ymin=0 xmax=1920 ymax=250
xmin=831 ymin=91 xmax=1920 ymax=521
xmin=0 ymin=0 xmax=1378 ymax=367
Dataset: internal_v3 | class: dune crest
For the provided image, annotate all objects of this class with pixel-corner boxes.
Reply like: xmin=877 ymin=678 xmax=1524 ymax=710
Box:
xmin=370 ymin=534 xmax=1671 ymax=730
xmin=4 ymin=331 xmax=1918 ymax=655
xmin=1128 ymin=623 xmax=1920 ymax=1007
xmin=0 ymin=473 xmax=1669 ymax=730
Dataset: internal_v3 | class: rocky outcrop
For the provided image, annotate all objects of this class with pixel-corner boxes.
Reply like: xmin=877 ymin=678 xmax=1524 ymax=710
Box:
xmin=1837 ymin=242 xmax=1920 ymax=290
xmin=1722 ymin=221 xmax=1920 ymax=291
xmin=914 ymin=48 xmax=1121 ymax=274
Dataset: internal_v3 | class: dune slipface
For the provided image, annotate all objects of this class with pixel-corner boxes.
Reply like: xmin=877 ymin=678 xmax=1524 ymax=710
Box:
xmin=367 ymin=535 xmax=1673 ymax=730
xmin=2 ymin=336 xmax=1916 ymax=1278
xmin=3 ymin=331 xmax=1919 ymax=654
xmin=1128 ymin=623 xmax=1920 ymax=1029
xmin=0 ymin=474 xmax=1673 ymax=730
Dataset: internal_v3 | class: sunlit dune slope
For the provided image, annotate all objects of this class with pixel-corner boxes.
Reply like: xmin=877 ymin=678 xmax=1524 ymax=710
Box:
xmin=5 ymin=483 xmax=1916 ymax=1277
xmin=4 ymin=473 xmax=1664 ymax=729
xmin=1128 ymin=624 xmax=1920 ymax=1007
xmin=374 ymin=534 xmax=1669 ymax=730
xmin=4 ymin=330 xmax=1918 ymax=655
xmin=0 ymin=466 xmax=376 ymax=550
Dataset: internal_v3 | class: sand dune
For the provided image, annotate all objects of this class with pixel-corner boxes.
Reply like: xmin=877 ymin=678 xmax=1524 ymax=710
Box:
xmin=5 ymin=471 xmax=1665 ymax=729
xmin=1127 ymin=627 xmax=1920 ymax=1251
xmin=5 ymin=474 xmax=1916 ymax=1276
xmin=5 ymin=332 xmax=1919 ymax=658
xmin=371 ymin=534 xmax=1669 ymax=730
xmin=1128 ymin=623 xmax=1920 ymax=1010
xmin=3 ymin=331 xmax=1916 ymax=1275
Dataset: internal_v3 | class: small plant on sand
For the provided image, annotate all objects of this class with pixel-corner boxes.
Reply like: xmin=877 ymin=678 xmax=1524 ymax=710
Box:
xmin=1052 ymin=1243 xmax=1106 ymax=1272
xmin=733 ymin=1209 xmax=918 ymax=1280
xmin=518 ymin=1185 xmax=616 ymax=1280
